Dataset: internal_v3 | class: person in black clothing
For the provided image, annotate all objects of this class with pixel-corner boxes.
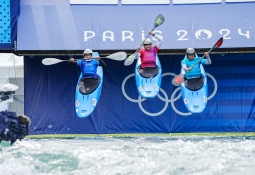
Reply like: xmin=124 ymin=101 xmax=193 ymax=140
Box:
xmin=0 ymin=111 xmax=31 ymax=145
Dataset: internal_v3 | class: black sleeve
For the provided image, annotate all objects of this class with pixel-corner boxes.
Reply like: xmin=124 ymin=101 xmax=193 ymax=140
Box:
xmin=68 ymin=61 xmax=77 ymax=65
xmin=0 ymin=111 xmax=17 ymax=119
xmin=99 ymin=60 xmax=106 ymax=67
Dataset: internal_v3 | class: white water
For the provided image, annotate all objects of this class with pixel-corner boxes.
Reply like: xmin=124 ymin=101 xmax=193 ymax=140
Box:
xmin=1 ymin=137 xmax=255 ymax=175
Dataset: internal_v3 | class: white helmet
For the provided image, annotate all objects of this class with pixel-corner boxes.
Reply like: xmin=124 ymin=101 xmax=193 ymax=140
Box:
xmin=186 ymin=48 xmax=195 ymax=55
xmin=143 ymin=38 xmax=152 ymax=45
xmin=83 ymin=49 xmax=93 ymax=55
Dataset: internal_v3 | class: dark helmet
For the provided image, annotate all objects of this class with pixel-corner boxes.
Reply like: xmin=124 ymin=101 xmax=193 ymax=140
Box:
xmin=17 ymin=114 xmax=31 ymax=135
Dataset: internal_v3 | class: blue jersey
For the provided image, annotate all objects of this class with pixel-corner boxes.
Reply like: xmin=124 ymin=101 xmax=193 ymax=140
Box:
xmin=181 ymin=56 xmax=206 ymax=79
xmin=77 ymin=59 xmax=99 ymax=78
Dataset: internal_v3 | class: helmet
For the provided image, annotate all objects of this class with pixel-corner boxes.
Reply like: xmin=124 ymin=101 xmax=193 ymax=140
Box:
xmin=83 ymin=49 xmax=93 ymax=55
xmin=143 ymin=38 xmax=152 ymax=45
xmin=186 ymin=48 xmax=195 ymax=55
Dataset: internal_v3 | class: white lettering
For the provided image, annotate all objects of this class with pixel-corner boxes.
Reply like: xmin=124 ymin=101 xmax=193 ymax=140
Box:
xmin=83 ymin=28 xmax=252 ymax=43
xmin=84 ymin=31 xmax=95 ymax=41
xmin=219 ymin=29 xmax=231 ymax=39
xmin=177 ymin=30 xmax=188 ymax=40
xmin=103 ymin=31 xmax=114 ymax=41
xmin=141 ymin=31 xmax=145 ymax=41
xmin=122 ymin=31 xmax=134 ymax=41
xmin=238 ymin=28 xmax=250 ymax=39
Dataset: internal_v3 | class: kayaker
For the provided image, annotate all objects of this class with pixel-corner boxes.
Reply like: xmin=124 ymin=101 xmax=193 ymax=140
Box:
xmin=181 ymin=48 xmax=211 ymax=80
xmin=135 ymin=31 xmax=163 ymax=69
xmin=0 ymin=111 xmax=31 ymax=145
xmin=69 ymin=49 xmax=106 ymax=79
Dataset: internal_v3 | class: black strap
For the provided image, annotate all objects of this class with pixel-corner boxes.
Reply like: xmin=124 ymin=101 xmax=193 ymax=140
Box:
xmin=99 ymin=59 xmax=106 ymax=67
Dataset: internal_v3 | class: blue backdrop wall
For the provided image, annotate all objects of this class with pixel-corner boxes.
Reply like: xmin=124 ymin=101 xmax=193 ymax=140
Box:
xmin=25 ymin=53 xmax=255 ymax=134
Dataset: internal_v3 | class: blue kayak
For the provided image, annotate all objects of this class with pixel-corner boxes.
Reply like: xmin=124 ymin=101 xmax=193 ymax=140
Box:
xmin=75 ymin=52 xmax=103 ymax=118
xmin=180 ymin=64 xmax=208 ymax=113
xmin=135 ymin=55 xmax=162 ymax=99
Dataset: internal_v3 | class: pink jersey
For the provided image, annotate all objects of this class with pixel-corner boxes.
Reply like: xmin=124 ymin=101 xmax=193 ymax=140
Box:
xmin=139 ymin=46 xmax=159 ymax=68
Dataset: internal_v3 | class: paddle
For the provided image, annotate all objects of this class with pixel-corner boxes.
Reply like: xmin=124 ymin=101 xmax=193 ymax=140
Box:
xmin=172 ymin=37 xmax=223 ymax=86
xmin=124 ymin=14 xmax=165 ymax=66
xmin=42 ymin=52 xmax=127 ymax=65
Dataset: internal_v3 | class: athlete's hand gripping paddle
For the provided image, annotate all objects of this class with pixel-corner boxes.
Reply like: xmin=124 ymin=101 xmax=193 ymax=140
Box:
xmin=42 ymin=52 xmax=127 ymax=65
xmin=124 ymin=14 xmax=165 ymax=66
xmin=172 ymin=37 xmax=223 ymax=86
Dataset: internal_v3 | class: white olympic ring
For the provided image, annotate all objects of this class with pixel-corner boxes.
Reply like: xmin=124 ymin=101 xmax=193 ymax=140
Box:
xmin=121 ymin=72 xmax=218 ymax=116
xmin=145 ymin=53 xmax=154 ymax=57
xmin=138 ymin=88 xmax=169 ymax=116
xmin=121 ymin=73 xmax=146 ymax=103
xmin=170 ymin=87 xmax=192 ymax=116
xmin=207 ymin=73 xmax=218 ymax=100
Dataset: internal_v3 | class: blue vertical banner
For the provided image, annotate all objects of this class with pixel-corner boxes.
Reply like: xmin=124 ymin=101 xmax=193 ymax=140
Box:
xmin=0 ymin=0 xmax=19 ymax=50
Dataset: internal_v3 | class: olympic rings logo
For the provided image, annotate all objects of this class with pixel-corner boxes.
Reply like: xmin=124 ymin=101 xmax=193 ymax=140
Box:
xmin=121 ymin=72 xmax=218 ymax=116
xmin=145 ymin=53 xmax=154 ymax=57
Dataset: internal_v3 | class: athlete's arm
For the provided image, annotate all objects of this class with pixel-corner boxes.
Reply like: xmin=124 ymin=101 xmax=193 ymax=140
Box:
xmin=201 ymin=52 xmax=211 ymax=65
xmin=134 ymin=47 xmax=141 ymax=60
xmin=181 ymin=59 xmax=189 ymax=71
xmin=99 ymin=59 xmax=106 ymax=67
xmin=154 ymin=34 xmax=163 ymax=49
xmin=68 ymin=58 xmax=78 ymax=65
xmin=204 ymin=55 xmax=211 ymax=65
xmin=182 ymin=64 xmax=189 ymax=71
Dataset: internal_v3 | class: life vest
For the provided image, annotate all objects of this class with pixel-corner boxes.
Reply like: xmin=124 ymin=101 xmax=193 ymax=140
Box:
xmin=140 ymin=46 xmax=159 ymax=68
xmin=77 ymin=59 xmax=99 ymax=78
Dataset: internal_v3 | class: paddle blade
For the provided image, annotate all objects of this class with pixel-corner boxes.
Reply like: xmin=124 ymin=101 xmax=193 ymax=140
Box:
xmin=124 ymin=54 xmax=135 ymax=66
xmin=172 ymin=74 xmax=184 ymax=86
xmin=42 ymin=58 xmax=63 ymax=65
xmin=106 ymin=52 xmax=127 ymax=61
xmin=213 ymin=37 xmax=223 ymax=49
xmin=154 ymin=14 xmax=165 ymax=27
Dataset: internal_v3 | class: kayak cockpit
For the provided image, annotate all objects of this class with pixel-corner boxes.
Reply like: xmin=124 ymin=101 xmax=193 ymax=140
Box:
xmin=184 ymin=75 xmax=204 ymax=91
xmin=138 ymin=66 xmax=159 ymax=78
xmin=78 ymin=77 xmax=100 ymax=95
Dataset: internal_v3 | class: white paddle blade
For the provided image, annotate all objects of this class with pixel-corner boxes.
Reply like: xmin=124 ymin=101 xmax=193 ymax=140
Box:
xmin=172 ymin=74 xmax=184 ymax=86
xmin=106 ymin=52 xmax=127 ymax=61
xmin=124 ymin=54 xmax=135 ymax=66
xmin=42 ymin=58 xmax=63 ymax=65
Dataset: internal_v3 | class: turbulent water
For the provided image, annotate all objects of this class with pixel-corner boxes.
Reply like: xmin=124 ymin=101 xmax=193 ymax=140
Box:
xmin=1 ymin=137 xmax=255 ymax=175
